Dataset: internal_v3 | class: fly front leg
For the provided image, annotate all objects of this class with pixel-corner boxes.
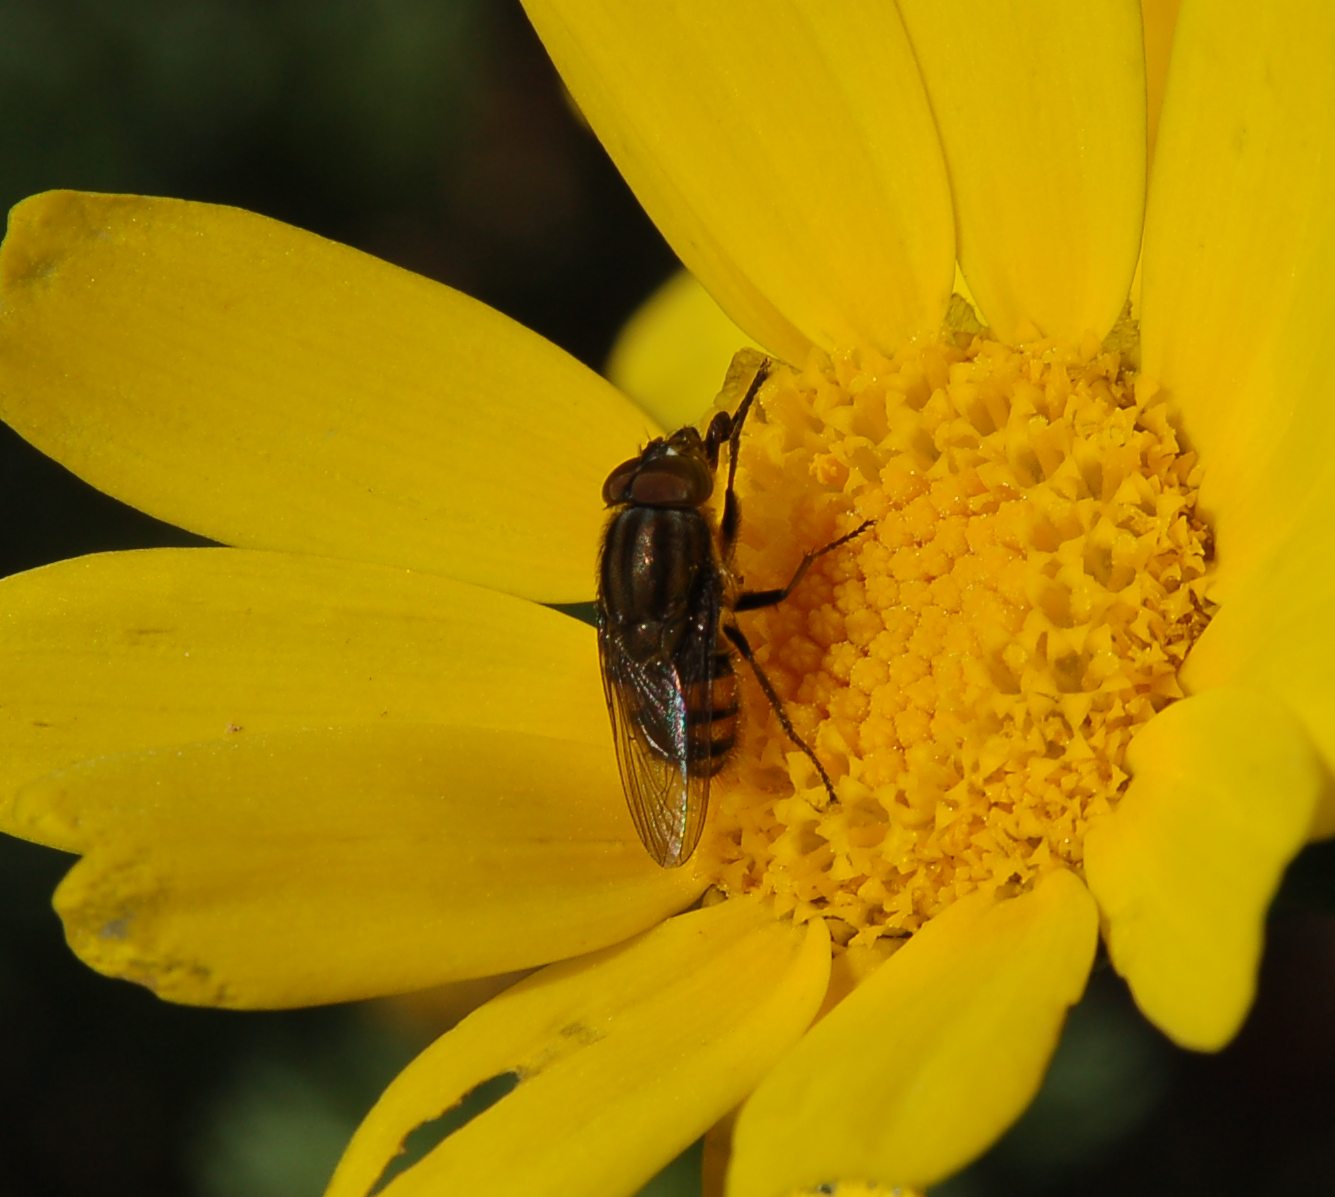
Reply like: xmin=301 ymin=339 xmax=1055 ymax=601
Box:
xmin=712 ymin=357 xmax=772 ymax=555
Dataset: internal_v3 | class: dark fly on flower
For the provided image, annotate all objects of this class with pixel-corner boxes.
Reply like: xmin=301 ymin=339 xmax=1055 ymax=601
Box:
xmin=596 ymin=353 xmax=874 ymax=867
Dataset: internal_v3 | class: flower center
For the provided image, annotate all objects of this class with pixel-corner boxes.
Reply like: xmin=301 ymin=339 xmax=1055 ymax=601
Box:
xmin=700 ymin=336 xmax=1213 ymax=955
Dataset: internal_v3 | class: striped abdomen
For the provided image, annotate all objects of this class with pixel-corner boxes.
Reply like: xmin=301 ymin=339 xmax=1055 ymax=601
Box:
xmin=683 ymin=648 xmax=738 ymax=774
xmin=599 ymin=504 xmax=739 ymax=772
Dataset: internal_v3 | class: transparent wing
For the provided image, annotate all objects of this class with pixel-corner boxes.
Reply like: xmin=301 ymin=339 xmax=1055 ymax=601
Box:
xmin=598 ymin=621 xmax=712 ymax=868
xmin=716 ymin=347 xmax=771 ymax=411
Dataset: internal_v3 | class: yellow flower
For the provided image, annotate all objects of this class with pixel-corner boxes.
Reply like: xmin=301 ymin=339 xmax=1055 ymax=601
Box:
xmin=0 ymin=2 xmax=1331 ymax=1195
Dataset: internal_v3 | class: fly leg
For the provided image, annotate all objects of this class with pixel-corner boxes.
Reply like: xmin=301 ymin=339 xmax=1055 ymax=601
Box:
xmin=721 ymin=620 xmax=839 ymax=804
xmin=735 ymin=519 xmax=875 ymax=613
xmin=707 ymin=356 xmax=772 ymax=555
xmin=727 ymin=517 xmax=876 ymax=805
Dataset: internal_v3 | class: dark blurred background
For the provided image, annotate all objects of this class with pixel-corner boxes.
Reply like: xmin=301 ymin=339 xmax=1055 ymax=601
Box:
xmin=0 ymin=2 xmax=1331 ymax=1195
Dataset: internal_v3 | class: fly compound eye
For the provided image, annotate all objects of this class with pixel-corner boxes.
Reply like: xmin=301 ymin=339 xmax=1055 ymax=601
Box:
xmin=629 ymin=454 xmax=714 ymax=507
xmin=601 ymin=457 xmax=643 ymax=505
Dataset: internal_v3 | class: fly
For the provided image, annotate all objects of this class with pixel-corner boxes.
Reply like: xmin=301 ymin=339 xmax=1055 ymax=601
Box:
xmin=596 ymin=354 xmax=872 ymax=867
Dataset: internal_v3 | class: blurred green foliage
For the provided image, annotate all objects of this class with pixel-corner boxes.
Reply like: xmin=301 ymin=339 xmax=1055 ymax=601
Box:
xmin=0 ymin=0 xmax=483 ymax=210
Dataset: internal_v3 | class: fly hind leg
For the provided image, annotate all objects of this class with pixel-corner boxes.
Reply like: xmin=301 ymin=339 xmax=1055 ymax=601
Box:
xmin=721 ymin=621 xmax=840 ymax=805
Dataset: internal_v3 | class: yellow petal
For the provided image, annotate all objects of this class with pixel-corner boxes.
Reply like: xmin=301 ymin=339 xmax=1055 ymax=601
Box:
xmin=383 ymin=971 xmax=534 ymax=1036
xmin=0 ymin=548 xmax=605 ymax=834
xmin=1184 ymin=531 xmax=1335 ymax=838
xmin=1084 ymin=689 xmax=1322 ymax=1050
xmin=1142 ymin=0 xmax=1182 ymax=168
xmin=325 ymin=897 xmax=829 ymax=1197
xmin=40 ymin=725 xmax=702 ymax=1009
xmin=729 ymin=870 xmax=1098 ymax=1195
xmin=523 ymin=1 xmax=955 ymax=360
xmin=897 ymin=0 xmax=1145 ymax=342
xmin=606 ymin=271 xmax=756 ymax=433
xmin=0 ymin=191 xmax=649 ymax=601
xmin=1139 ymin=2 xmax=1335 ymax=587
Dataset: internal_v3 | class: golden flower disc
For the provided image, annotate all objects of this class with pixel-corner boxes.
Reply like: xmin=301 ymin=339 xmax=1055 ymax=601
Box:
xmin=700 ymin=338 xmax=1214 ymax=953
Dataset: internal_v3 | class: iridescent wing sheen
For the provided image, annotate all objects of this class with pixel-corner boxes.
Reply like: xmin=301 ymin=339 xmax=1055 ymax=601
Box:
xmin=597 ymin=618 xmax=713 ymax=868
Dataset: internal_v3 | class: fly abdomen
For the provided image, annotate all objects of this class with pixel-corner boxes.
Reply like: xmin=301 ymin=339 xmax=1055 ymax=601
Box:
xmin=683 ymin=651 xmax=738 ymax=774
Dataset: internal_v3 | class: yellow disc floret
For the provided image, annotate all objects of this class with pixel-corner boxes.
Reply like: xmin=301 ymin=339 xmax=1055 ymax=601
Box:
xmin=701 ymin=336 xmax=1213 ymax=951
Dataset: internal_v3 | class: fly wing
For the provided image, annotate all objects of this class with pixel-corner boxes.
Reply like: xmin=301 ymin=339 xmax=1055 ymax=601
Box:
xmin=597 ymin=620 xmax=711 ymax=868
xmin=717 ymin=347 xmax=770 ymax=410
